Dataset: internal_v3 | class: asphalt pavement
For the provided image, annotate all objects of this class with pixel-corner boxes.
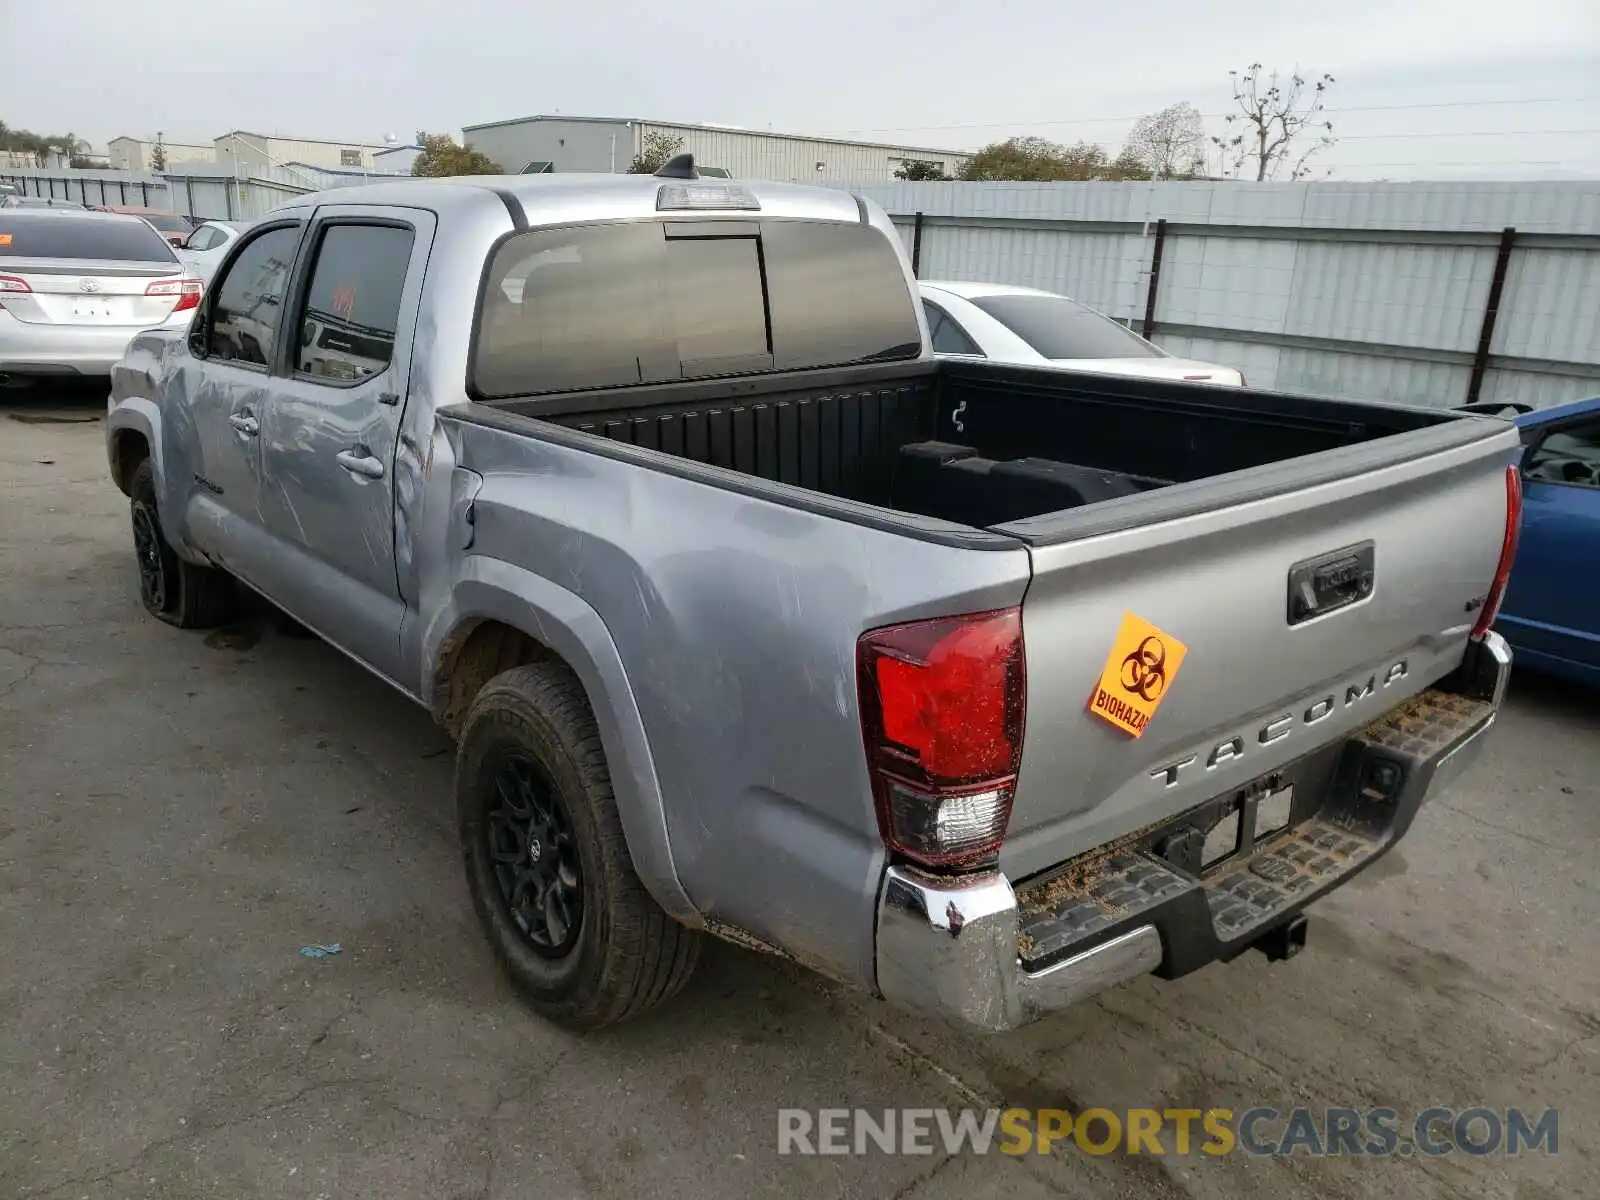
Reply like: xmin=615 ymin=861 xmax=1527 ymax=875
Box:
xmin=2 ymin=384 xmax=1596 ymax=1199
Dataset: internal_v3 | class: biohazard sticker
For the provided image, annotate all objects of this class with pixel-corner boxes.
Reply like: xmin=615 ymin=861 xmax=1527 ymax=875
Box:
xmin=1088 ymin=611 xmax=1188 ymax=737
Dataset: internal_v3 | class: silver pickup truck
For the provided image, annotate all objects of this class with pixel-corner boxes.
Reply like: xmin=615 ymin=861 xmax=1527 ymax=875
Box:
xmin=105 ymin=162 xmax=1522 ymax=1033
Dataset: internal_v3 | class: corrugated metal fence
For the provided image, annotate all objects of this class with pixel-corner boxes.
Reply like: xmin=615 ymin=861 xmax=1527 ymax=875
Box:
xmin=854 ymin=180 xmax=1600 ymax=409
xmin=0 ymin=164 xmax=348 ymax=223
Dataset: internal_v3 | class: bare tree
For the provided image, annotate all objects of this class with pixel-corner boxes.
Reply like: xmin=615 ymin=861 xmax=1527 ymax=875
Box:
xmin=1212 ymin=64 xmax=1336 ymax=181
xmin=1123 ymin=102 xmax=1207 ymax=179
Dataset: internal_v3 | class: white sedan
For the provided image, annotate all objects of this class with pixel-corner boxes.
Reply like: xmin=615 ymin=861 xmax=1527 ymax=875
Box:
xmin=176 ymin=219 xmax=251 ymax=282
xmin=919 ymin=280 xmax=1246 ymax=387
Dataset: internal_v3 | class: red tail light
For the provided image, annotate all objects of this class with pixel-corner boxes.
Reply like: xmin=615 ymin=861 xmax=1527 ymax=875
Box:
xmin=857 ymin=607 xmax=1026 ymax=869
xmin=0 ymin=274 xmax=30 ymax=310
xmin=147 ymin=277 xmax=204 ymax=313
xmin=1471 ymin=465 xmax=1523 ymax=638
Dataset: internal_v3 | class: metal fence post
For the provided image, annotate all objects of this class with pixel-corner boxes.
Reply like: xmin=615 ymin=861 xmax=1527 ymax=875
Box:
xmin=139 ymin=181 xmax=149 ymax=205
xmin=1466 ymin=227 xmax=1517 ymax=406
xmin=911 ymin=211 xmax=924 ymax=278
xmin=1141 ymin=218 xmax=1169 ymax=339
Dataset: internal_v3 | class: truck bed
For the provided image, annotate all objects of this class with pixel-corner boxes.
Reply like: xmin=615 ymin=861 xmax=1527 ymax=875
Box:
xmin=469 ymin=358 xmax=1497 ymax=544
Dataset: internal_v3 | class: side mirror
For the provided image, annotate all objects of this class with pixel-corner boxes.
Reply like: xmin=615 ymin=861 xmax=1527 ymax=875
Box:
xmin=187 ymin=314 xmax=208 ymax=358
xmin=169 ymin=234 xmax=187 ymax=248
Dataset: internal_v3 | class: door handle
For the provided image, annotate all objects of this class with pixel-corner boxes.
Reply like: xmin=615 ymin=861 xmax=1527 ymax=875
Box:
xmin=335 ymin=450 xmax=385 ymax=480
xmin=228 ymin=412 xmax=259 ymax=436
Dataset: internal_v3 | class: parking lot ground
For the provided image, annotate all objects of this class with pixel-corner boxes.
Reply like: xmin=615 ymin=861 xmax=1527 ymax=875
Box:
xmin=2 ymin=385 xmax=1598 ymax=1200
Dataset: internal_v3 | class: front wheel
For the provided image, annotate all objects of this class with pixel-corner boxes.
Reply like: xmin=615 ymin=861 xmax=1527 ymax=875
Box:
xmin=128 ymin=459 xmax=235 ymax=628
xmin=456 ymin=662 xmax=700 ymax=1030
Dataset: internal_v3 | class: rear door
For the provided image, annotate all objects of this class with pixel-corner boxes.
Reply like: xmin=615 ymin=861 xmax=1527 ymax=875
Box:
xmin=256 ymin=205 xmax=434 ymax=677
xmin=177 ymin=218 xmax=306 ymax=577
xmin=1501 ymin=411 xmax=1600 ymax=669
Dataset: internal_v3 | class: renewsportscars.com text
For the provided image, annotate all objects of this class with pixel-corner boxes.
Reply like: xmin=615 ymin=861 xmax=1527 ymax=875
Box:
xmin=777 ymin=1106 xmax=1559 ymax=1158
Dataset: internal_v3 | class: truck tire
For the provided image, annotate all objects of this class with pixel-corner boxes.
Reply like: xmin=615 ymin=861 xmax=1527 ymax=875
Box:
xmin=456 ymin=662 xmax=700 ymax=1030
xmin=129 ymin=459 xmax=235 ymax=629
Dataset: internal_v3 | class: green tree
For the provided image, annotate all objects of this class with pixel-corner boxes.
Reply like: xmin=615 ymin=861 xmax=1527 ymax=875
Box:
xmin=894 ymin=159 xmax=951 ymax=181
xmin=411 ymin=132 xmax=501 ymax=178
xmin=628 ymin=131 xmax=685 ymax=174
xmin=959 ymin=137 xmax=1130 ymax=182
xmin=150 ymin=135 xmax=168 ymax=172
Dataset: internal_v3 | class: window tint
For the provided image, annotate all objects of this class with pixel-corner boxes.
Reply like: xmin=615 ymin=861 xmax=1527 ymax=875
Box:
xmin=761 ymin=221 xmax=921 ymax=370
xmin=207 ymin=224 xmax=300 ymax=367
xmin=477 ymin=222 xmax=673 ymax=397
xmin=665 ymin=236 xmax=768 ymax=368
xmin=295 ymin=224 xmax=415 ymax=384
xmin=0 ymin=213 xmax=176 ymax=262
xmin=1526 ymin=418 xmax=1600 ymax=489
xmin=472 ymin=218 xmax=920 ymax=399
xmin=923 ymin=299 xmax=983 ymax=356
xmin=968 ymin=293 xmax=1163 ymax=360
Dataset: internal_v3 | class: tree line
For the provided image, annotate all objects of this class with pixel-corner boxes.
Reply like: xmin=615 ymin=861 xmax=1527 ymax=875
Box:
xmin=0 ymin=121 xmax=92 ymax=168
xmin=896 ymin=64 xmax=1336 ymax=182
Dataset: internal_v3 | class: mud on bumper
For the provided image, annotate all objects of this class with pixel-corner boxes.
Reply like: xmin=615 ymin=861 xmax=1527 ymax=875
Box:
xmin=873 ymin=632 xmax=1510 ymax=1033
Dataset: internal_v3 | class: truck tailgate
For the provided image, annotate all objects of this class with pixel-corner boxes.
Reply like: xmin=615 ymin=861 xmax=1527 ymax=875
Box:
xmin=1000 ymin=419 xmax=1521 ymax=883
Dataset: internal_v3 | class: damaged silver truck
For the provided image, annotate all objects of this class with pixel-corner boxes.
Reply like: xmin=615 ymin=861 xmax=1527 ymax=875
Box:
xmin=105 ymin=162 xmax=1521 ymax=1032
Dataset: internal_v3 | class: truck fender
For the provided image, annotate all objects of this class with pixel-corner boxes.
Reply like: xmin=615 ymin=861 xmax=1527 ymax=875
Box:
xmin=425 ymin=556 xmax=701 ymax=926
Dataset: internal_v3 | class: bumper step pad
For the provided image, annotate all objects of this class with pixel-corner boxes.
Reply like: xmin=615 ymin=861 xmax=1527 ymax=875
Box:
xmin=1013 ymin=684 xmax=1497 ymax=976
xmin=1017 ymin=853 xmax=1190 ymax=968
xmin=1203 ymin=820 xmax=1380 ymax=940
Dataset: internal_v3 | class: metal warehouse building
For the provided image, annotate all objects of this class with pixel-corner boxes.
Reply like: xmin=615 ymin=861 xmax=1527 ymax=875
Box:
xmin=461 ymin=114 xmax=971 ymax=184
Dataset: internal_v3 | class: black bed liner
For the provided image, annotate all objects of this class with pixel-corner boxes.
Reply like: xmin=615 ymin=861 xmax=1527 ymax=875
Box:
xmin=452 ymin=358 xmax=1506 ymax=548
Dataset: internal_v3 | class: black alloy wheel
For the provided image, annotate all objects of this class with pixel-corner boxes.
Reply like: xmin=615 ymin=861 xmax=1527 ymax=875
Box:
xmin=486 ymin=752 xmax=584 ymax=957
xmin=131 ymin=501 xmax=169 ymax=613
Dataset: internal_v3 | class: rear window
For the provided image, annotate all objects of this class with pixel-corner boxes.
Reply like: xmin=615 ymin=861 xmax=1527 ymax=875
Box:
xmin=142 ymin=213 xmax=193 ymax=234
xmin=0 ymin=214 xmax=178 ymax=263
xmin=472 ymin=217 xmax=920 ymax=398
xmin=968 ymin=293 xmax=1162 ymax=360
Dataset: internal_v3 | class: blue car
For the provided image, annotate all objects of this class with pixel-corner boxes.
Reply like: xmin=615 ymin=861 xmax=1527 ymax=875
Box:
xmin=1492 ymin=395 xmax=1600 ymax=687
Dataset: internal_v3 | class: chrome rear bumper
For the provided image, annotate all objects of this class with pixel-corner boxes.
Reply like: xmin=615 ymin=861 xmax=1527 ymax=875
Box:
xmin=872 ymin=632 xmax=1511 ymax=1033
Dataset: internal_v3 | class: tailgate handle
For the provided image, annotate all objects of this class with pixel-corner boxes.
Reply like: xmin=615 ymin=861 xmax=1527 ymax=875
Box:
xmin=1288 ymin=541 xmax=1375 ymax=625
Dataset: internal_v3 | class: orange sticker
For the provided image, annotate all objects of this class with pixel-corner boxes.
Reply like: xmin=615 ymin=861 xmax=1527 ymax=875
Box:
xmin=1087 ymin=611 xmax=1188 ymax=737
xmin=0 ymin=234 xmax=11 ymax=246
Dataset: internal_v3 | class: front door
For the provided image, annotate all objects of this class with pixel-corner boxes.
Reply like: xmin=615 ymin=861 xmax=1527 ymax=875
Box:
xmin=179 ymin=219 xmax=305 ymax=581
xmin=257 ymin=207 xmax=435 ymax=678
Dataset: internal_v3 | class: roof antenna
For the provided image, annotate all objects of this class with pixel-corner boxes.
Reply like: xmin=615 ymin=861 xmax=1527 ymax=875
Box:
xmin=655 ymin=153 xmax=698 ymax=180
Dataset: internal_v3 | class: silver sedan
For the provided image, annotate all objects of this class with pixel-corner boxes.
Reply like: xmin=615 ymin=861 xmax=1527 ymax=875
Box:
xmin=920 ymin=280 xmax=1246 ymax=387
xmin=0 ymin=209 xmax=203 ymax=379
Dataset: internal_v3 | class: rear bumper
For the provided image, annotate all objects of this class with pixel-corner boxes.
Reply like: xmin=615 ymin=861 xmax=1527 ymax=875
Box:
xmin=873 ymin=632 xmax=1510 ymax=1032
xmin=0 ymin=313 xmax=185 ymax=377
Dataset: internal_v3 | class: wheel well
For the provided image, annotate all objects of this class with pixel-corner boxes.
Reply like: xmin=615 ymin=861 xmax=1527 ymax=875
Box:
xmin=432 ymin=619 xmax=554 ymax=738
xmin=111 ymin=430 xmax=151 ymax=496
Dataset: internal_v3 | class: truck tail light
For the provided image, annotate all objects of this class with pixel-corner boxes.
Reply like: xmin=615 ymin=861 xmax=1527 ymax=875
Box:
xmin=147 ymin=277 xmax=204 ymax=312
xmin=1471 ymin=465 xmax=1523 ymax=638
xmin=857 ymin=607 xmax=1026 ymax=869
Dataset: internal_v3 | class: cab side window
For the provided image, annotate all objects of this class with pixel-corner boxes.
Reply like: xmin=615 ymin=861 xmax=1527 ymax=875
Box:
xmin=1526 ymin=418 xmax=1600 ymax=490
xmin=207 ymin=225 xmax=300 ymax=367
xmin=294 ymin=224 xmax=415 ymax=385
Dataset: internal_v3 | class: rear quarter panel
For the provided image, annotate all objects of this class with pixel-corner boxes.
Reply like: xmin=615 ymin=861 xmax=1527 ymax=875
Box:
xmin=442 ymin=414 xmax=1032 ymax=989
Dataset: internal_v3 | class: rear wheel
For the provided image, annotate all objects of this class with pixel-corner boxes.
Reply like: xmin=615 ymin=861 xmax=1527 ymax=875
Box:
xmin=129 ymin=459 xmax=235 ymax=628
xmin=457 ymin=662 xmax=700 ymax=1030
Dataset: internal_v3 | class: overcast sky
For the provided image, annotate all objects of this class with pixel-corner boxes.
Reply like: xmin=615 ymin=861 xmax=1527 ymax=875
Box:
xmin=2 ymin=0 xmax=1596 ymax=180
